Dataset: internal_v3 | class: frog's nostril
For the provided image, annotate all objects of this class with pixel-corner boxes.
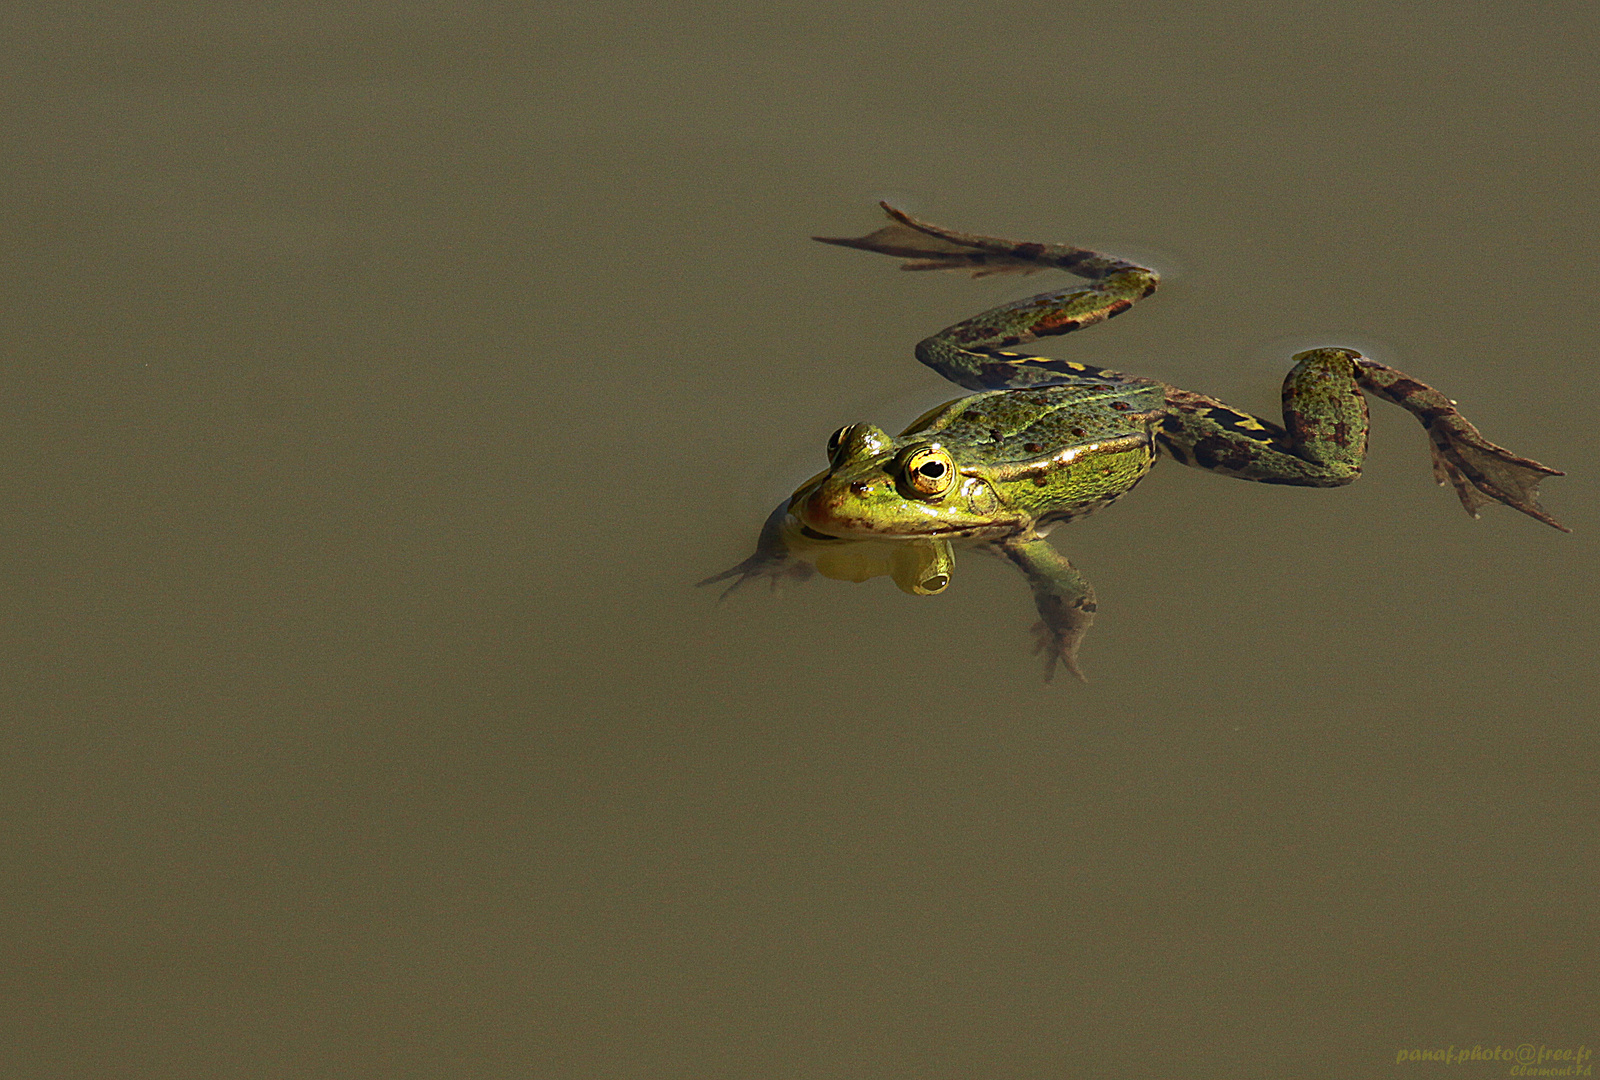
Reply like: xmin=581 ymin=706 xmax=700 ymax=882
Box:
xmin=850 ymin=481 xmax=870 ymax=494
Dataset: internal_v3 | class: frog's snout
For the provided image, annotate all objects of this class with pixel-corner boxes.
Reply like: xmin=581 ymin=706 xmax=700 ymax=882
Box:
xmin=794 ymin=476 xmax=879 ymax=538
xmin=794 ymin=483 xmax=850 ymax=535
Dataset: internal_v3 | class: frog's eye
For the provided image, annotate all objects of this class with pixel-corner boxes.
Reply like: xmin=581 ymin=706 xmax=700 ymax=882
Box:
xmin=899 ymin=445 xmax=956 ymax=499
xmin=826 ymin=424 xmax=853 ymax=462
xmin=827 ymin=423 xmax=892 ymax=463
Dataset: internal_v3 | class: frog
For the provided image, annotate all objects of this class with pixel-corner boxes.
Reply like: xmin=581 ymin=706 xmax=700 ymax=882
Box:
xmin=703 ymin=203 xmax=1567 ymax=680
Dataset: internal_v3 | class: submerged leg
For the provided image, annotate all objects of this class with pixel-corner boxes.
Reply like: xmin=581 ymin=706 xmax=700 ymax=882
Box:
xmin=1353 ymin=356 xmax=1567 ymax=531
xmin=988 ymin=536 xmax=1098 ymax=682
xmin=816 ymin=203 xmax=1159 ymax=391
xmin=698 ymin=500 xmax=815 ymax=599
xmin=1156 ymin=347 xmax=1566 ymax=530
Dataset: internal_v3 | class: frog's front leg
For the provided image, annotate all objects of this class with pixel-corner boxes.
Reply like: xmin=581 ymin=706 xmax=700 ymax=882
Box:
xmin=699 ymin=500 xmax=815 ymax=599
xmin=1156 ymin=348 xmax=1566 ymax=530
xmin=987 ymin=535 xmax=1098 ymax=683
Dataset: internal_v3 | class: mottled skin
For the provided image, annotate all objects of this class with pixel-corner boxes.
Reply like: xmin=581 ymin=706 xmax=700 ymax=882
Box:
xmin=704 ymin=204 xmax=1566 ymax=679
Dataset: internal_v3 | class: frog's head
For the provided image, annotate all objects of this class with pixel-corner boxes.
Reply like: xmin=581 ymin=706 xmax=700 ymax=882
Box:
xmin=788 ymin=422 xmax=1023 ymax=541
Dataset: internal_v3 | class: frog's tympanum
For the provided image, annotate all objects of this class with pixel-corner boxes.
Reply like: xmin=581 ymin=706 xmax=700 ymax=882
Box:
xmin=703 ymin=204 xmax=1566 ymax=680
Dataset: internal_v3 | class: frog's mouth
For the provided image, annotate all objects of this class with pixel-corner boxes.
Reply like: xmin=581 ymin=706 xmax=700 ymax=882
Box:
xmin=794 ymin=479 xmax=995 ymax=540
xmin=796 ymin=506 xmax=986 ymax=541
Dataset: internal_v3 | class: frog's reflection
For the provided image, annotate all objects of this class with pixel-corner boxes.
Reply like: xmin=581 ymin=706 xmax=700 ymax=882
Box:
xmin=707 ymin=502 xmax=955 ymax=596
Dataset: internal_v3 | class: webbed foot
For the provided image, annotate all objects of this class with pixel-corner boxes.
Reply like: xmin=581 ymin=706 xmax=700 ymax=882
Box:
xmin=1352 ymin=356 xmax=1566 ymax=531
xmin=699 ymin=501 xmax=816 ymax=600
xmin=814 ymin=202 xmax=1049 ymax=277
xmin=1426 ymin=419 xmax=1568 ymax=532
xmin=698 ymin=552 xmax=814 ymax=601
xmin=814 ymin=202 xmax=1142 ymax=281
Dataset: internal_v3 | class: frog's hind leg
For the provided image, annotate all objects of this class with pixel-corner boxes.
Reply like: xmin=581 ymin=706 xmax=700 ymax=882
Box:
xmin=815 ymin=203 xmax=1159 ymax=392
xmin=1353 ymin=356 xmax=1567 ymax=531
xmin=1157 ymin=347 xmax=1567 ymax=530
xmin=1157 ymin=346 xmax=1373 ymax=487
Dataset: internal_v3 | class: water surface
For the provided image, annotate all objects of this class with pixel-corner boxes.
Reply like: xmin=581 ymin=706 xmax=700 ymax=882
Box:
xmin=3 ymin=3 xmax=1596 ymax=1077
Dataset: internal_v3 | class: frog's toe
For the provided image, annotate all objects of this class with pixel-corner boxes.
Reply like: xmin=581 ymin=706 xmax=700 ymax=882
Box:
xmin=1427 ymin=423 xmax=1568 ymax=532
xmin=1031 ymin=621 xmax=1088 ymax=683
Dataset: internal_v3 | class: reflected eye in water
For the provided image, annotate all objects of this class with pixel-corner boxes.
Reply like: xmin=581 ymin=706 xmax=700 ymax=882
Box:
xmin=889 ymin=538 xmax=954 ymax=595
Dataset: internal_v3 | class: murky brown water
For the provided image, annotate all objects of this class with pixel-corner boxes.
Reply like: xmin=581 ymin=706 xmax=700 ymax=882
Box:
xmin=4 ymin=4 xmax=1596 ymax=1077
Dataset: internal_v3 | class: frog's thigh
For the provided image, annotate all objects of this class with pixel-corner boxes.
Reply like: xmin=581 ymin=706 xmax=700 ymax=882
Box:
xmin=1279 ymin=347 xmax=1370 ymax=474
xmin=1157 ymin=385 xmax=1356 ymax=487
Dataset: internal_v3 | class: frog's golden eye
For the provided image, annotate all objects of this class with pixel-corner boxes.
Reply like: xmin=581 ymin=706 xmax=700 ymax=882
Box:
xmin=826 ymin=424 xmax=854 ymax=462
xmin=900 ymin=445 xmax=956 ymax=498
